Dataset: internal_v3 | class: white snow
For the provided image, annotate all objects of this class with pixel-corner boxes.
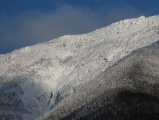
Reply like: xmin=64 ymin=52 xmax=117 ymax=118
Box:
xmin=0 ymin=15 xmax=159 ymax=119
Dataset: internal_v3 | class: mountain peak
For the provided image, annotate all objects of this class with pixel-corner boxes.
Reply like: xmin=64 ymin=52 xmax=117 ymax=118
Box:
xmin=0 ymin=15 xmax=159 ymax=119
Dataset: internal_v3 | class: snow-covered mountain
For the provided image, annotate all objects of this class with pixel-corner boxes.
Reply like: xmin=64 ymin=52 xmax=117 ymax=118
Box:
xmin=0 ymin=15 xmax=159 ymax=119
xmin=41 ymin=40 xmax=159 ymax=120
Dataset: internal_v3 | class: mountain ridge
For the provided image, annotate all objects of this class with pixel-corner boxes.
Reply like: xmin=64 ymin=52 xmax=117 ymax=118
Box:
xmin=0 ymin=15 xmax=159 ymax=119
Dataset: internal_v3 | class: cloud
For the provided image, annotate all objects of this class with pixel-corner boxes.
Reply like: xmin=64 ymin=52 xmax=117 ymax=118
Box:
xmin=0 ymin=5 xmax=143 ymax=54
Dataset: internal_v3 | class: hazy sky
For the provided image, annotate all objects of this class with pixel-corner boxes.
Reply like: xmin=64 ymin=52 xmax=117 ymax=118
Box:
xmin=0 ymin=0 xmax=159 ymax=54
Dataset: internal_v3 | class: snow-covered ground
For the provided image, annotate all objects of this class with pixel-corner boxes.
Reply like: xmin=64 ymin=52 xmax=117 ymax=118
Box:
xmin=0 ymin=15 xmax=159 ymax=119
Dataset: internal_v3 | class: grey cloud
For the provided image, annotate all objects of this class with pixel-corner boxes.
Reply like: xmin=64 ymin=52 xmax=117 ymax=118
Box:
xmin=0 ymin=5 xmax=143 ymax=54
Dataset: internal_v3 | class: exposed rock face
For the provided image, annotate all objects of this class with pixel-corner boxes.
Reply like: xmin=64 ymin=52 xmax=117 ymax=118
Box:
xmin=0 ymin=15 xmax=159 ymax=119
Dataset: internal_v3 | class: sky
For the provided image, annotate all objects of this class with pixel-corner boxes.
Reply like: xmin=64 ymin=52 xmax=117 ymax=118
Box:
xmin=0 ymin=0 xmax=159 ymax=54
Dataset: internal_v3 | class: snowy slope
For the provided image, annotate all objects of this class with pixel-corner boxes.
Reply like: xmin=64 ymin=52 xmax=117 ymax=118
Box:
xmin=41 ymin=40 xmax=159 ymax=120
xmin=0 ymin=15 xmax=159 ymax=119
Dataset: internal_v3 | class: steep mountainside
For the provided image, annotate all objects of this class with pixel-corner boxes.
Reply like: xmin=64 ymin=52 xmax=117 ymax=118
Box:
xmin=0 ymin=15 xmax=159 ymax=119
xmin=41 ymin=41 xmax=159 ymax=120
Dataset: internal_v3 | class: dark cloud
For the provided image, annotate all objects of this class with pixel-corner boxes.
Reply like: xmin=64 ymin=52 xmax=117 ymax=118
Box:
xmin=0 ymin=5 xmax=143 ymax=54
